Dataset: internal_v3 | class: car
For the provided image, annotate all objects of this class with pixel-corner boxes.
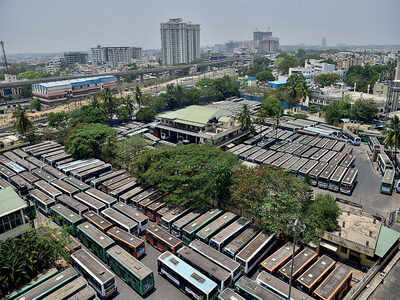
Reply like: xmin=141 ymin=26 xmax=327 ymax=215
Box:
xmin=396 ymin=181 xmax=400 ymax=193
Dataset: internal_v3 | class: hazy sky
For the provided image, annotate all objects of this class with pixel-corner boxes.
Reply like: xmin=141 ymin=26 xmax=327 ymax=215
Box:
xmin=1 ymin=0 xmax=399 ymax=54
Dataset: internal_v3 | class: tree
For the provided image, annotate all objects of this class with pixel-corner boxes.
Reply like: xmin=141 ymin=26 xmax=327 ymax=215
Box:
xmin=123 ymin=94 xmax=135 ymax=117
xmin=258 ymin=96 xmax=283 ymax=137
xmin=135 ymin=86 xmax=143 ymax=109
xmin=12 ymin=105 xmax=33 ymax=139
xmin=69 ymin=104 xmax=108 ymax=126
xmin=324 ymin=97 xmax=352 ymax=125
xmin=17 ymin=71 xmax=51 ymax=80
xmin=256 ymin=70 xmax=275 ymax=82
xmin=238 ymin=104 xmax=253 ymax=132
xmin=133 ymin=144 xmax=238 ymax=209
xmin=113 ymin=135 xmax=149 ymax=171
xmin=384 ymin=115 xmax=400 ymax=169
xmin=314 ymin=74 xmax=340 ymax=87
xmin=136 ymin=107 xmax=156 ymax=122
xmin=275 ymin=55 xmax=301 ymax=74
xmin=286 ymin=73 xmax=310 ymax=106
xmin=101 ymin=89 xmax=119 ymax=121
xmin=30 ymin=99 xmax=41 ymax=111
xmin=351 ymin=99 xmax=378 ymax=123
xmin=66 ymin=123 xmax=117 ymax=159
xmin=47 ymin=111 xmax=70 ymax=128
xmin=344 ymin=64 xmax=392 ymax=93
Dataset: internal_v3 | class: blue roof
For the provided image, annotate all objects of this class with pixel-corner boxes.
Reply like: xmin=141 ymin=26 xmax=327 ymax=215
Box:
xmin=36 ymin=76 xmax=116 ymax=88
xmin=304 ymin=126 xmax=334 ymax=136
xmin=158 ymin=251 xmax=217 ymax=293
xmin=269 ymin=79 xmax=287 ymax=84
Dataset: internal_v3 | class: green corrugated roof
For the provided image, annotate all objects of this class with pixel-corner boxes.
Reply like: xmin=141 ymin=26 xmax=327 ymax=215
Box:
xmin=0 ymin=187 xmax=27 ymax=218
xmin=158 ymin=105 xmax=220 ymax=125
xmin=375 ymin=225 xmax=400 ymax=258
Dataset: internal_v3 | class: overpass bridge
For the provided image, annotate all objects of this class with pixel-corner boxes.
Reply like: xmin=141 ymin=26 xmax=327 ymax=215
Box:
xmin=0 ymin=58 xmax=247 ymax=89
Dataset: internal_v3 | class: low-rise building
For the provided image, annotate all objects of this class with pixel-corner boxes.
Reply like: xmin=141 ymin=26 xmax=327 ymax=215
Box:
xmin=32 ymin=75 xmax=117 ymax=106
xmin=0 ymin=187 xmax=31 ymax=241
xmin=154 ymin=98 xmax=259 ymax=146
xmin=64 ymin=52 xmax=88 ymax=65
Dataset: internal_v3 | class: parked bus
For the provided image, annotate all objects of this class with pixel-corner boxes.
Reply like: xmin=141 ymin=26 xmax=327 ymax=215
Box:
xmin=190 ymin=240 xmax=241 ymax=282
xmin=43 ymin=165 xmax=67 ymax=180
xmin=104 ymin=177 xmax=133 ymax=193
xmin=313 ymin=264 xmax=352 ymax=300
xmin=297 ymin=255 xmax=336 ymax=294
xmin=288 ymin=158 xmax=309 ymax=176
xmin=145 ymin=223 xmax=183 ymax=254
xmin=310 ymin=149 xmax=329 ymax=161
xmin=77 ymin=221 xmax=115 ymax=262
xmin=46 ymin=153 xmax=72 ymax=166
xmin=196 ymin=212 xmax=237 ymax=244
xmin=64 ymin=176 xmax=90 ymax=192
xmin=254 ymin=150 xmax=276 ymax=164
xmin=278 ymin=247 xmax=318 ymax=281
xmin=71 ymin=248 xmax=117 ymax=298
xmin=381 ymin=169 xmax=395 ymax=195
xmin=101 ymin=207 xmax=138 ymax=235
xmin=51 ymin=179 xmax=78 ymax=197
xmin=67 ymin=285 xmax=96 ymax=300
xmin=377 ymin=152 xmax=393 ymax=175
xmin=368 ymin=136 xmax=381 ymax=155
xmin=301 ymin=147 xmax=319 ymax=159
xmin=35 ymin=180 xmax=62 ymax=199
xmin=182 ymin=209 xmax=223 ymax=244
xmin=320 ymin=150 xmax=338 ymax=163
xmin=13 ymin=268 xmax=79 ymax=300
xmin=100 ymin=173 xmax=131 ymax=192
xmin=298 ymin=160 xmax=319 ymax=180
xmin=330 ymin=152 xmax=347 ymax=166
xmin=112 ymin=202 xmax=149 ymax=234
xmin=344 ymin=130 xmax=361 ymax=146
xmin=41 ymin=277 xmax=87 ymax=300
xmin=209 ymin=217 xmax=251 ymax=251
xmin=340 ymin=154 xmax=355 ymax=169
xmin=0 ymin=177 xmax=12 ymax=189
xmin=171 ymin=210 xmax=202 ymax=238
xmin=85 ymin=188 xmax=117 ymax=207
xmin=340 ymin=168 xmax=358 ymax=195
xmin=107 ymin=226 xmax=145 ymax=259
xmin=29 ymin=189 xmax=56 ymax=216
xmin=235 ymin=276 xmax=281 ymax=300
xmin=50 ymin=204 xmax=83 ymax=236
xmin=256 ymin=271 xmax=314 ymax=300
xmin=177 ymin=246 xmax=231 ymax=291
xmin=74 ymin=192 xmax=106 ymax=214
xmin=333 ymin=141 xmax=345 ymax=152
xmin=130 ymin=187 xmax=159 ymax=208
xmin=223 ymin=226 xmax=259 ymax=259
xmin=137 ymin=191 xmax=166 ymax=213
xmin=236 ymin=232 xmax=276 ymax=274
xmin=317 ymin=163 xmax=337 ymax=189
xmin=12 ymin=148 xmax=29 ymax=159
xmin=91 ymin=170 xmax=127 ymax=188
xmin=57 ymin=194 xmax=89 ymax=216
xmin=106 ymin=245 xmax=154 ymax=296
xmin=279 ymin=156 xmax=300 ymax=170
xmin=0 ymin=164 xmax=17 ymax=181
xmin=145 ymin=200 xmax=167 ymax=222
xmin=328 ymin=166 xmax=347 ymax=192
xmin=109 ymin=178 xmax=139 ymax=198
xmin=19 ymin=171 xmax=39 ymax=185
xmin=260 ymin=242 xmax=300 ymax=274
xmin=75 ymin=163 xmax=112 ymax=182
xmin=308 ymin=162 xmax=328 ymax=186
xmin=83 ymin=211 xmax=113 ymax=232
xmin=157 ymin=251 xmax=219 ymax=300
xmin=32 ymin=169 xmax=56 ymax=182
xmin=161 ymin=207 xmax=191 ymax=232
xmin=26 ymin=156 xmax=48 ymax=169
xmin=271 ymin=153 xmax=293 ymax=168
xmin=119 ymin=185 xmax=147 ymax=203
xmin=263 ymin=152 xmax=285 ymax=166
xmin=218 ymin=288 xmax=245 ymax=300
xmin=10 ymin=175 xmax=32 ymax=194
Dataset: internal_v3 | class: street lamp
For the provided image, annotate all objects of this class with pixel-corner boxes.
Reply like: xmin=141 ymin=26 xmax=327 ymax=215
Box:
xmin=287 ymin=218 xmax=305 ymax=300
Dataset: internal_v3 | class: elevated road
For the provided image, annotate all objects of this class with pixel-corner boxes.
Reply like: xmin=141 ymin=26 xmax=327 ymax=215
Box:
xmin=0 ymin=58 xmax=245 ymax=89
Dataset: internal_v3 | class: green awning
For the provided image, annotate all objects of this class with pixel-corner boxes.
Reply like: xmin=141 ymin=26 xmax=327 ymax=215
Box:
xmin=374 ymin=226 xmax=400 ymax=258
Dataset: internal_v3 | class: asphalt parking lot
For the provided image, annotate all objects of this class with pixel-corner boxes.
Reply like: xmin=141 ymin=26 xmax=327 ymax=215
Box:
xmin=313 ymin=143 xmax=400 ymax=218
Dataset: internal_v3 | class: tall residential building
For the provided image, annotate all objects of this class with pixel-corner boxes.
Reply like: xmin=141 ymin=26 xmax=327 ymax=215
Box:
xmin=90 ymin=45 xmax=142 ymax=66
xmin=386 ymin=58 xmax=400 ymax=112
xmin=252 ymin=30 xmax=279 ymax=53
xmin=253 ymin=31 xmax=272 ymax=41
xmin=64 ymin=52 xmax=88 ymax=65
xmin=160 ymin=18 xmax=200 ymax=65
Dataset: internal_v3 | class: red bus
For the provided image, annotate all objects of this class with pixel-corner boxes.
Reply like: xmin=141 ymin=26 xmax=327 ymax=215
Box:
xmin=145 ymin=223 xmax=183 ymax=254
xmin=106 ymin=226 xmax=146 ymax=259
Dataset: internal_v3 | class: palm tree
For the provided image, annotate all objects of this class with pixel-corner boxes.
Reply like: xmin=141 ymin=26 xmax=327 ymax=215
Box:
xmin=384 ymin=115 xmax=400 ymax=170
xmin=238 ymin=104 xmax=253 ymax=132
xmin=101 ymin=88 xmax=118 ymax=121
xmin=135 ymin=86 xmax=143 ymax=109
xmin=12 ymin=105 xmax=33 ymax=139
xmin=286 ymin=73 xmax=310 ymax=110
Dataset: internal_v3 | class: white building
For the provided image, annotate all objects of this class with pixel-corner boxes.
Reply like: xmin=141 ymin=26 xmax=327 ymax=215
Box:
xmin=160 ymin=18 xmax=200 ymax=65
xmin=46 ymin=56 xmax=65 ymax=74
xmin=90 ymin=46 xmax=142 ymax=66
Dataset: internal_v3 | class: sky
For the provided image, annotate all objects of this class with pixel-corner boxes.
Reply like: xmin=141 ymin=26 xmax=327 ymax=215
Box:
xmin=1 ymin=0 xmax=399 ymax=54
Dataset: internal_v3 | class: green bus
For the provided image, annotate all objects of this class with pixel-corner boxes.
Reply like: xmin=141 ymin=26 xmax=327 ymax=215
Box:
xmin=381 ymin=169 xmax=395 ymax=195
xmin=106 ymin=245 xmax=154 ymax=296
xmin=50 ymin=204 xmax=84 ymax=236
xmin=234 ymin=276 xmax=281 ymax=300
xmin=218 ymin=288 xmax=245 ymax=300
xmin=77 ymin=221 xmax=115 ymax=262
xmin=181 ymin=209 xmax=222 ymax=244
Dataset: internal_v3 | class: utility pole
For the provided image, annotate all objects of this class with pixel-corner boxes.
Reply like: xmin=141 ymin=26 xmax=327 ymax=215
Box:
xmin=287 ymin=218 xmax=305 ymax=300
xmin=0 ymin=41 xmax=9 ymax=72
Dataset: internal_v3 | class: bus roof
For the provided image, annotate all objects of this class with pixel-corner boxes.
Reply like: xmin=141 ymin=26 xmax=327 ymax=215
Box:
xmin=263 ymin=152 xmax=285 ymax=165
xmin=77 ymin=221 xmax=115 ymax=248
xmin=280 ymin=156 xmax=300 ymax=170
xmin=57 ymin=194 xmax=88 ymax=214
xmin=112 ymin=202 xmax=149 ymax=223
xmin=319 ymin=164 xmax=337 ymax=180
xmin=74 ymin=192 xmax=106 ymax=210
xmin=288 ymin=158 xmax=309 ymax=172
xmin=102 ymin=207 xmax=138 ymax=230
xmin=218 ymin=288 xmax=245 ymax=300
xmin=158 ymin=251 xmax=218 ymax=294
xmin=309 ymin=162 xmax=328 ymax=178
xmin=301 ymin=147 xmax=319 ymax=159
xmin=83 ymin=211 xmax=113 ymax=231
xmin=297 ymin=255 xmax=336 ymax=289
xmin=91 ymin=170 xmax=127 ymax=186
xmin=120 ymin=185 xmax=147 ymax=202
xmin=35 ymin=180 xmax=62 ymax=197
xmin=41 ymin=277 xmax=87 ymax=300
xmin=320 ymin=150 xmax=338 ymax=163
xmin=330 ymin=152 xmax=347 ymax=165
xmin=51 ymin=179 xmax=78 ymax=195
xmin=172 ymin=210 xmax=202 ymax=229
xmin=313 ymin=264 xmax=352 ymax=300
xmin=178 ymin=246 xmax=231 ymax=282
xmin=235 ymin=276 xmax=281 ymax=300
xmin=71 ymin=248 xmax=115 ymax=283
xmin=223 ymin=226 xmax=259 ymax=256
xmin=342 ymin=168 xmax=358 ymax=185
xmin=85 ymin=188 xmax=117 ymax=205
xmin=107 ymin=225 xmax=143 ymax=248
xmin=29 ymin=189 xmax=55 ymax=206
xmin=64 ymin=176 xmax=90 ymax=191
xmin=260 ymin=242 xmax=299 ymax=272
xmin=383 ymin=169 xmax=395 ymax=184
xmin=210 ymin=217 xmax=251 ymax=245
xmin=278 ymin=247 xmax=317 ymax=278
xmin=236 ymin=232 xmax=275 ymax=263
xmin=107 ymin=245 xmax=152 ymax=279
xmin=161 ymin=206 xmax=190 ymax=223
xmin=330 ymin=166 xmax=347 ymax=183
xmin=183 ymin=209 xmax=222 ymax=234
xmin=196 ymin=212 xmax=237 ymax=240
xmin=130 ymin=187 xmax=159 ymax=205
xmin=310 ymin=148 xmax=328 ymax=161
xmin=51 ymin=204 xmax=83 ymax=224
xmin=340 ymin=155 xmax=355 ymax=168
xmin=146 ymin=223 xmax=182 ymax=248
xmin=299 ymin=160 xmax=318 ymax=175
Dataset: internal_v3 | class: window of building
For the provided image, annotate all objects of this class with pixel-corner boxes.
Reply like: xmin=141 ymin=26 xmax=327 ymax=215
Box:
xmin=0 ymin=210 xmax=24 ymax=235
xmin=340 ymin=246 xmax=347 ymax=254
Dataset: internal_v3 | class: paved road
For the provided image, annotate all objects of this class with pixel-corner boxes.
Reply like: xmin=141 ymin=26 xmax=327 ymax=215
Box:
xmin=368 ymin=259 xmax=400 ymax=300
xmin=313 ymin=143 xmax=400 ymax=218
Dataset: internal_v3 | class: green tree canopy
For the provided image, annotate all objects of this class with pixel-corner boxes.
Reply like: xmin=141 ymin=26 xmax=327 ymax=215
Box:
xmin=136 ymin=107 xmax=156 ymax=122
xmin=384 ymin=116 xmax=400 ymax=168
xmin=314 ymin=74 xmax=341 ymax=87
xmin=256 ymin=70 xmax=275 ymax=82
xmin=12 ymin=105 xmax=34 ymax=139
xmin=286 ymin=73 xmax=310 ymax=105
xmin=324 ymin=96 xmax=352 ymax=125
xmin=344 ymin=64 xmax=393 ymax=93
xmin=66 ymin=123 xmax=117 ymax=159
xmin=259 ymin=96 xmax=283 ymax=119
xmin=238 ymin=104 xmax=253 ymax=132
xmin=17 ymin=71 xmax=51 ymax=80
xmin=113 ymin=135 xmax=149 ymax=171
xmin=351 ymin=99 xmax=378 ymax=123
xmin=132 ymin=144 xmax=238 ymax=209
xmin=30 ymin=99 xmax=41 ymax=111
xmin=275 ymin=55 xmax=301 ymax=74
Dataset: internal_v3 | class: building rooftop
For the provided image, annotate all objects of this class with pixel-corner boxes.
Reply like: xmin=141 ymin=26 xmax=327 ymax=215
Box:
xmin=36 ymin=75 xmax=116 ymax=88
xmin=0 ymin=187 xmax=27 ymax=218
xmin=322 ymin=206 xmax=381 ymax=257
xmin=374 ymin=226 xmax=400 ymax=258
xmin=157 ymin=105 xmax=221 ymax=127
